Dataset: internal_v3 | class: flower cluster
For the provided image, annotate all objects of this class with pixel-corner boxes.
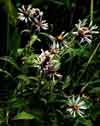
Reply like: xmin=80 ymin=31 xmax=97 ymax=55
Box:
xmin=73 ymin=19 xmax=99 ymax=44
xmin=17 ymin=5 xmax=99 ymax=44
xmin=18 ymin=5 xmax=48 ymax=32
xmin=39 ymin=49 xmax=62 ymax=79
xmin=16 ymin=5 xmax=99 ymax=120
xmin=66 ymin=95 xmax=88 ymax=118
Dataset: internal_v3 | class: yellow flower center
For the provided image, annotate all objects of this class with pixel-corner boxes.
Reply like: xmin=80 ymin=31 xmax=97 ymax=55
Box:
xmin=56 ymin=35 xmax=64 ymax=42
xmin=73 ymin=104 xmax=80 ymax=111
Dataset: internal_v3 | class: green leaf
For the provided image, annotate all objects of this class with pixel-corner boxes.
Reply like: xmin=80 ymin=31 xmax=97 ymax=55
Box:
xmin=9 ymin=30 xmax=20 ymax=53
xmin=29 ymin=35 xmax=40 ymax=47
xmin=17 ymin=48 xmax=24 ymax=56
xmin=89 ymin=87 xmax=100 ymax=94
xmin=0 ymin=109 xmax=5 ymax=124
xmin=48 ymin=0 xmax=64 ymax=5
xmin=9 ymin=98 xmax=28 ymax=109
xmin=0 ymin=68 xmax=12 ymax=78
xmin=17 ymin=75 xmax=38 ymax=82
xmin=15 ymin=112 xmax=35 ymax=120
xmin=0 ymin=56 xmax=20 ymax=71
xmin=0 ymin=0 xmax=17 ymax=24
xmin=87 ymin=79 xmax=100 ymax=85
xmin=80 ymin=118 xmax=93 ymax=126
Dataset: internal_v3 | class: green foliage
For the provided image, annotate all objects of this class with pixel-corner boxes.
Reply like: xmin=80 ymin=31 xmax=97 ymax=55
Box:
xmin=0 ymin=0 xmax=16 ymax=24
xmin=0 ymin=0 xmax=100 ymax=126
xmin=15 ymin=112 xmax=35 ymax=120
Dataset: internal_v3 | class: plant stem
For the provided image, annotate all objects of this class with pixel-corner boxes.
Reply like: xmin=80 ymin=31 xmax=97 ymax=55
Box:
xmin=77 ymin=42 xmax=100 ymax=83
xmin=87 ymin=43 xmax=100 ymax=65
xmin=90 ymin=0 xmax=94 ymax=21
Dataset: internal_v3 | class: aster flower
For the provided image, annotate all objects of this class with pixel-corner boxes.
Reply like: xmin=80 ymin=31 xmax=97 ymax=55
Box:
xmin=49 ymin=31 xmax=68 ymax=49
xmin=49 ymin=48 xmax=59 ymax=54
xmin=30 ymin=8 xmax=43 ymax=17
xmin=66 ymin=95 xmax=88 ymax=118
xmin=39 ymin=49 xmax=62 ymax=79
xmin=43 ymin=63 xmax=62 ymax=79
xmin=18 ymin=5 xmax=32 ymax=23
xmin=39 ymin=49 xmax=54 ymax=63
xmin=33 ymin=15 xmax=48 ymax=32
xmin=73 ymin=19 xmax=99 ymax=44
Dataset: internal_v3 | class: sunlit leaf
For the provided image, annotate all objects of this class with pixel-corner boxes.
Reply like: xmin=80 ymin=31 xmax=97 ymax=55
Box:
xmin=15 ymin=111 xmax=35 ymax=120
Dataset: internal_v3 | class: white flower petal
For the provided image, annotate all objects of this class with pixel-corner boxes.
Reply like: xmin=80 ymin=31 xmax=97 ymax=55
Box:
xmin=18 ymin=13 xmax=24 ymax=16
xmin=18 ymin=8 xmax=23 ymax=12
xmin=63 ymin=32 xmax=68 ymax=38
xmin=84 ymin=37 xmax=92 ymax=44
xmin=40 ymin=11 xmax=43 ymax=16
xmin=78 ymin=110 xmax=84 ymax=115
xmin=75 ymin=96 xmax=80 ymax=104
xmin=56 ymin=42 xmax=59 ymax=48
xmin=28 ymin=17 xmax=32 ymax=22
xmin=90 ymin=31 xmax=99 ymax=34
xmin=77 ymin=110 xmax=84 ymax=117
xmin=34 ymin=18 xmax=38 ymax=23
xmin=68 ymin=98 xmax=73 ymax=105
xmin=22 ymin=5 xmax=25 ymax=11
xmin=90 ymin=25 xmax=98 ymax=30
xmin=79 ymin=106 xmax=87 ymax=110
xmin=52 ymin=41 xmax=56 ymax=49
xmin=72 ymin=32 xmax=78 ymax=35
xmin=78 ymin=101 xmax=85 ymax=106
xmin=89 ymin=20 xmax=93 ymax=27
xmin=85 ymin=34 xmax=92 ymax=39
xmin=55 ymin=73 xmax=62 ymax=79
xmin=70 ymin=110 xmax=74 ymax=115
xmin=72 ymin=95 xmax=75 ymax=104
xmin=75 ymin=24 xmax=80 ymax=29
xmin=73 ymin=111 xmax=76 ymax=118
xmin=41 ymin=24 xmax=48 ymax=30
xmin=27 ymin=4 xmax=32 ymax=11
xmin=18 ymin=16 xmax=25 ymax=21
xmin=82 ymin=19 xmax=87 ymax=26
xmin=80 ymin=38 xmax=85 ymax=43
xmin=25 ymin=18 xmax=28 ymax=23
xmin=67 ymin=108 xmax=73 ymax=112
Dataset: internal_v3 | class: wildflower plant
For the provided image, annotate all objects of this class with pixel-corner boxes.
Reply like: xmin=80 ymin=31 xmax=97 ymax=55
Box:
xmin=0 ymin=1 xmax=100 ymax=126
xmin=17 ymin=4 xmax=48 ymax=32
xmin=18 ymin=5 xmax=32 ymax=23
xmin=66 ymin=95 xmax=88 ymax=118
xmin=72 ymin=19 xmax=99 ymax=44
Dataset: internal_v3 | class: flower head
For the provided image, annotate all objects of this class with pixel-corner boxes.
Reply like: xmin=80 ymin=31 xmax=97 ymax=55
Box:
xmin=73 ymin=19 xmax=99 ymax=44
xmin=17 ymin=5 xmax=48 ymax=32
xmin=42 ymin=62 xmax=62 ymax=79
xmin=30 ymin=8 xmax=43 ymax=17
xmin=39 ymin=49 xmax=62 ymax=79
xmin=33 ymin=15 xmax=48 ymax=32
xmin=66 ymin=95 xmax=88 ymax=118
xmin=49 ymin=31 xmax=68 ymax=49
xmin=18 ymin=5 xmax=32 ymax=23
xmin=39 ymin=49 xmax=53 ymax=63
